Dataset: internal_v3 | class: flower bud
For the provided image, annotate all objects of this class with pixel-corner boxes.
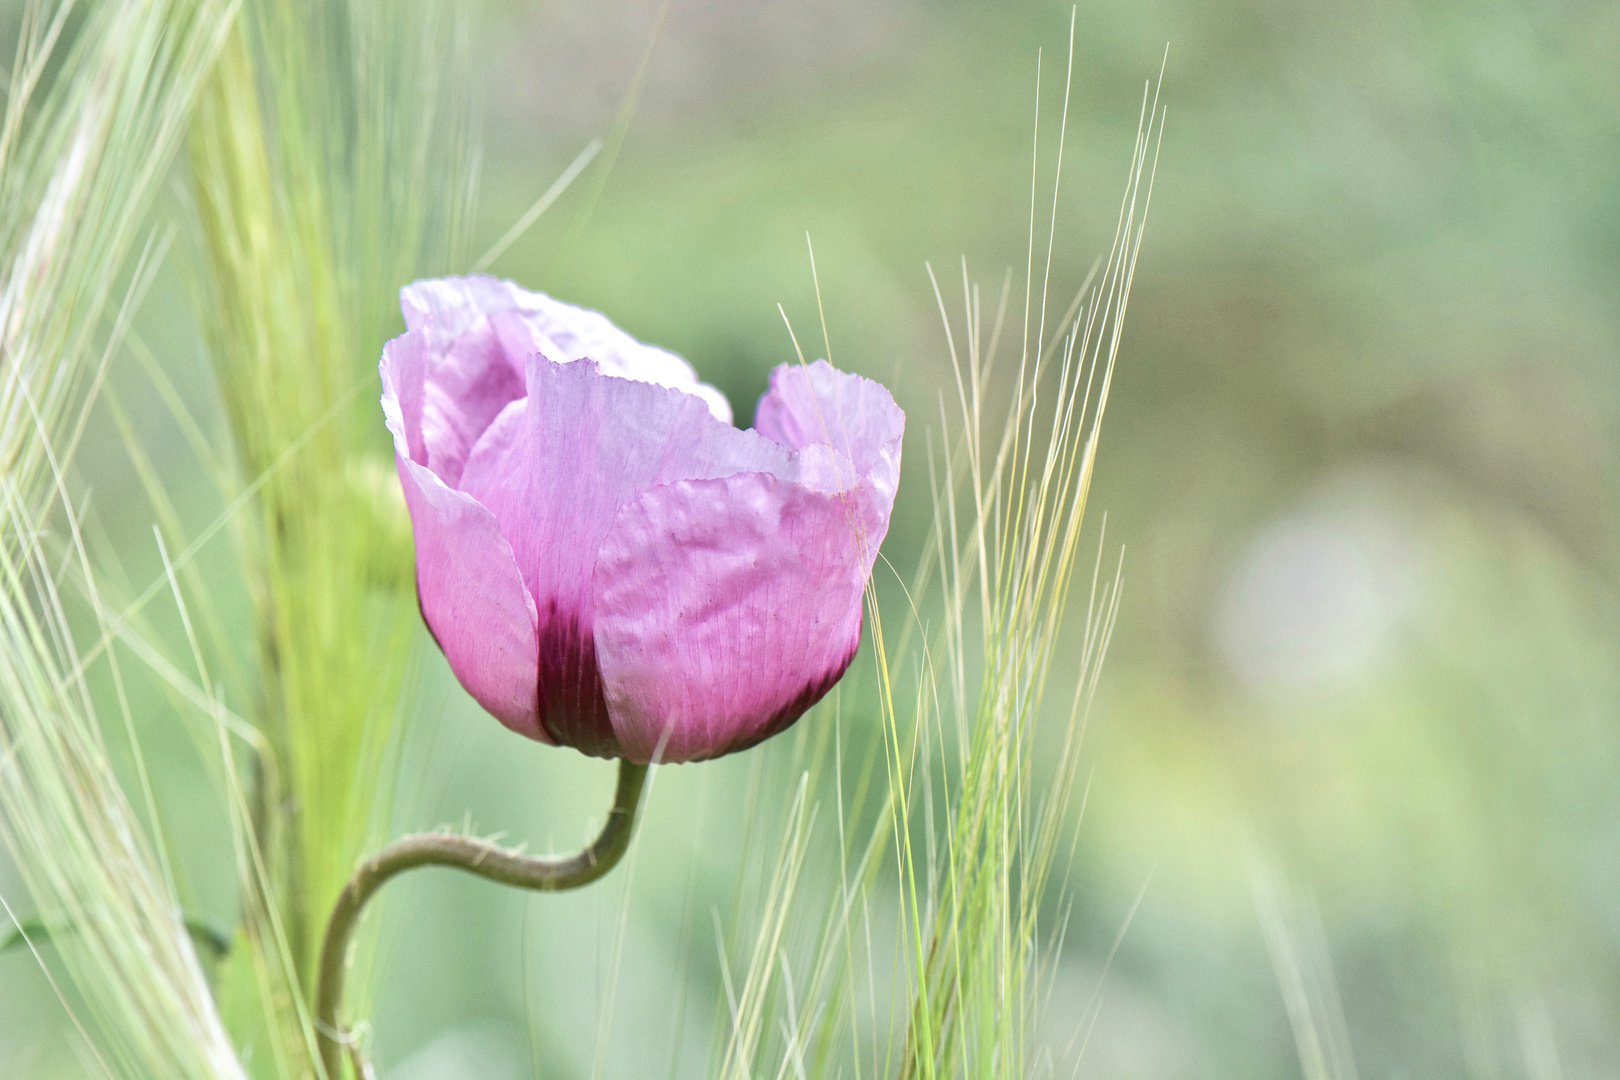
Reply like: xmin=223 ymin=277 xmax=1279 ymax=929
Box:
xmin=380 ymin=276 xmax=903 ymax=763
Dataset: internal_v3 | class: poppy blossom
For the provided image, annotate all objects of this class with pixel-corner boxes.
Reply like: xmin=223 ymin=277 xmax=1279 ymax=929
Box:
xmin=380 ymin=276 xmax=903 ymax=763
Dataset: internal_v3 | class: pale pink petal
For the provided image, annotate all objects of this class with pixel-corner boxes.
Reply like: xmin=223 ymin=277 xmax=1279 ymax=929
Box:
xmin=754 ymin=359 xmax=904 ymax=499
xmin=405 ymin=275 xmax=732 ymax=423
xmin=382 ymin=316 xmax=524 ymax=487
xmin=419 ymin=317 xmax=526 ymax=487
xmin=753 ymin=360 xmax=905 ymax=567
xmin=497 ymin=294 xmax=732 ymax=424
xmin=380 ymin=330 xmax=428 ymax=465
xmin=592 ymin=473 xmax=867 ymax=764
xmin=395 ymin=454 xmax=546 ymax=742
xmin=401 ymin=276 xmax=535 ymax=339
xmin=456 ymin=356 xmax=801 ymax=755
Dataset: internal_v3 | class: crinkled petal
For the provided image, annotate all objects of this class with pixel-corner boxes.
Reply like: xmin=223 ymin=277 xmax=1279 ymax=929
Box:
xmin=387 ymin=281 xmax=905 ymax=765
xmin=383 ymin=316 xmax=524 ymax=487
xmin=402 ymin=276 xmax=535 ymax=339
xmin=592 ymin=473 xmax=866 ymax=763
xmin=753 ymin=359 xmax=905 ymax=567
xmin=755 ymin=359 xmax=903 ymax=491
xmin=396 ymin=454 xmax=546 ymax=742
xmin=404 ymin=274 xmax=732 ymax=423
xmin=419 ymin=317 xmax=526 ymax=487
xmin=456 ymin=356 xmax=805 ymax=756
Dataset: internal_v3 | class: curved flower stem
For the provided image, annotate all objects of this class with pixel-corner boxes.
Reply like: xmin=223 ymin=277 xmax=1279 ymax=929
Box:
xmin=314 ymin=760 xmax=649 ymax=1079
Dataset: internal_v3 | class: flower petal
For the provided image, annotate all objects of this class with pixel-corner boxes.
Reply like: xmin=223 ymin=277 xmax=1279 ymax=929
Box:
xmin=404 ymin=274 xmax=732 ymax=423
xmin=753 ymin=360 xmax=905 ymax=567
xmin=402 ymin=275 xmax=535 ymax=339
xmin=380 ymin=329 xmax=428 ymax=465
xmin=382 ymin=311 xmax=526 ymax=488
xmin=457 ymin=356 xmax=801 ymax=755
xmin=395 ymin=454 xmax=546 ymax=742
xmin=592 ymin=472 xmax=866 ymax=764
xmin=422 ymin=321 xmax=528 ymax=487
xmin=754 ymin=360 xmax=903 ymax=488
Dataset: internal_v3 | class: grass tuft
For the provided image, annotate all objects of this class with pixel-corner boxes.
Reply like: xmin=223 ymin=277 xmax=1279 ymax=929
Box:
xmin=182 ymin=0 xmax=480 ymax=1069
xmin=0 ymin=2 xmax=247 ymax=1076
xmin=711 ymin=22 xmax=1162 ymax=1080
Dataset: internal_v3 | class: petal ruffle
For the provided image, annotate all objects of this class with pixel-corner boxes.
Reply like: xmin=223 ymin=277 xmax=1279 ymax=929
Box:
xmin=404 ymin=275 xmax=732 ymax=424
xmin=457 ymin=356 xmax=808 ymax=755
xmin=592 ymin=472 xmax=866 ymax=764
xmin=382 ymin=315 xmax=525 ymax=488
xmin=419 ymin=317 xmax=526 ymax=487
xmin=395 ymin=454 xmax=546 ymax=742
xmin=402 ymin=276 xmax=533 ymax=339
xmin=754 ymin=360 xmax=903 ymax=491
xmin=753 ymin=359 xmax=905 ymax=568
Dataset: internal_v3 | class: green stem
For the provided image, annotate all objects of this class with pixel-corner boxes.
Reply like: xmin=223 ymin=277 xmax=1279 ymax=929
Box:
xmin=313 ymin=759 xmax=649 ymax=1079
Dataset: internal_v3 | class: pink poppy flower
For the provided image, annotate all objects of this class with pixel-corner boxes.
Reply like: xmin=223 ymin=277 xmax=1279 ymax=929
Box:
xmin=380 ymin=276 xmax=903 ymax=763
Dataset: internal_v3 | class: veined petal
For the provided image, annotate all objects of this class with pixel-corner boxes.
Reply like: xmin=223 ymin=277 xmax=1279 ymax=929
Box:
xmin=457 ymin=356 xmax=803 ymax=755
xmin=395 ymin=454 xmax=546 ymax=742
xmin=593 ymin=472 xmax=866 ymax=764
xmin=754 ymin=360 xmax=905 ymax=567
xmin=419 ymin=317 xmax=527 ymax=488
xmin=755 ymin=359 xmax=904 ymax=491
xmin=405 ymin=274 xmax=732 ymax=423
xmin=383 ymin=315 xmax=526 ymax=488
xmin=402 ymin=275 xmax=535 ymax=339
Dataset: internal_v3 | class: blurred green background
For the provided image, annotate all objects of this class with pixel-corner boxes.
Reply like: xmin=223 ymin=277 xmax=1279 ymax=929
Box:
xmin=4 ymin=0 xmax=1620 ymax=1076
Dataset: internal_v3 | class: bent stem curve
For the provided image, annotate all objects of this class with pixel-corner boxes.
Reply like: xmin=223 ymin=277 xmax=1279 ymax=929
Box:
xmin=314 ymin=759 xmax=649 ymax=1078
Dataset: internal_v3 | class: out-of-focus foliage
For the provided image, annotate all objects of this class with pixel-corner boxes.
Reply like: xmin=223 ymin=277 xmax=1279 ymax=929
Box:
xmin=187 ymin=0 xmax=475 ymax=1045
xmin=0 ymin=1 xmax=246 ymax=1078
xmin=2 ymin=0 xmax=1617 ymax=1078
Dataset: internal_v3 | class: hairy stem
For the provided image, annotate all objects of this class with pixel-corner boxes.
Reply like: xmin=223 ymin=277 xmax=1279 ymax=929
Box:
xmin=314 ymin=759 xmax=649 ymax=1078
